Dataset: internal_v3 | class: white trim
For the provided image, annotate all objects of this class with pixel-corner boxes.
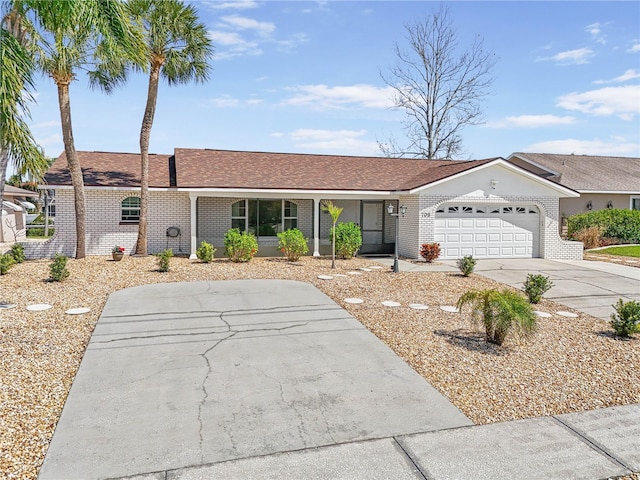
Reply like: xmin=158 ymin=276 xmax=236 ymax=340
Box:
xmin=408 ymin=158 xmax=580 ymax=197
xmin=507 ymin=153 xmax=560 ymax=177
xmin=578 ymin=190 xmax=640 ymax=195
xmin=39 ymin=185 xmax=176 ymax=192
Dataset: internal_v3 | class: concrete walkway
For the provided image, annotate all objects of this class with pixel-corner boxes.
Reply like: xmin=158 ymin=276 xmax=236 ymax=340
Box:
xmin=373 ymin=257 xmax=640 ymax=320
xmin=38 ymin=278 xmax=639 ymax=479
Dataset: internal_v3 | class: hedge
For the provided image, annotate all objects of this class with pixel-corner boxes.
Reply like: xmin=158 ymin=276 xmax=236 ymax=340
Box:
xmin=567 ymin=209 xmax=640 ymax=243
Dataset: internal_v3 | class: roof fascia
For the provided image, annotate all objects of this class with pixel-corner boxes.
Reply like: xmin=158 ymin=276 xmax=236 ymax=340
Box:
xmin=183 ymin=188 xmax=397 ymax=200
xmin=507 ymin=153 xmax=560 ymax=177
xmin=578 ymin=190 xmax=640 ymax=194
xmin=408 ymin=158 xmax=580 ymax=197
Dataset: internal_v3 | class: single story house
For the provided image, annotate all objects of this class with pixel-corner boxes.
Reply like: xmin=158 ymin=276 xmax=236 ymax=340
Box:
xmin=24 ymin=148 xmax=583 ymax=260
xmin=507 ymin=153 xmax=640 ymax=223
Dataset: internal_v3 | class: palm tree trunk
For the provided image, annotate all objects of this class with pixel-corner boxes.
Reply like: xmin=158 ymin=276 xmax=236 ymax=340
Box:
xmin=135 ymin=63 xmax=160 ymax=256
xmin=0 ymin=148 xmax=8 ymax=201
xmin=57 ymin=81 xmax=86 ymax=259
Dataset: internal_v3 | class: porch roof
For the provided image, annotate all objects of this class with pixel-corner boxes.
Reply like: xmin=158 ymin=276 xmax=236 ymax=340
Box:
xmin=44 ymin=148 xmax=497 ymax=192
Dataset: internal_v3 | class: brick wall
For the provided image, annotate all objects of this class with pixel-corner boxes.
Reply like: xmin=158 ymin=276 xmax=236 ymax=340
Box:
xmin=22 ymin=189 xmax=191 ymax=258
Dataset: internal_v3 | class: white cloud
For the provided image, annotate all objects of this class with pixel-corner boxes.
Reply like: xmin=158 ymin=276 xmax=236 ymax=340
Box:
xmin=276 ymin=129 xmax=380 ymax=155
xmin=220 ymin=15 xmax=275 ymax=37
xmin=538 ymin=48 xmax=593 ymax=65
xmin=209 ymin=14 xmax=306 ymax=59
xmin=32 ymin=120 xmax=60 ymax=129
xmin=586 ymin=22 xmax=606 ymax=44
xmin=35 ymin=133 xmax=63 ymax=149
xmin=593 ymin=69 xmax=640 ymax=84
xmin=557 ymin=85 xmax=640 ymax=119
xmin=283 ymin=84 xmax=395 ymax=110
xmin=525 ymin=138 xmax=639 ymax=156
xmin=628 ymin=43 xmax=640 ymax=53
xmin=204 ymin=1 xmax=258 ymax=10
xmin=209 ymin=95 xmax=240 ymax=108
xmin=487 ymin=114 xmax=577 ymax=128
xmin=208 ymin=30 xmax=261 ymax=59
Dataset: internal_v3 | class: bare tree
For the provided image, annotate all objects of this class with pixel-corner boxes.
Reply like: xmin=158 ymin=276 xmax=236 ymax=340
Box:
xmin=380 ymin=7 xmax=496 ymax=159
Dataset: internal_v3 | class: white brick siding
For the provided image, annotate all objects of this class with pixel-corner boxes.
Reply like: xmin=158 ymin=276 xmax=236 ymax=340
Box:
xmin=22 ymin=189 xmax=191 ymax=258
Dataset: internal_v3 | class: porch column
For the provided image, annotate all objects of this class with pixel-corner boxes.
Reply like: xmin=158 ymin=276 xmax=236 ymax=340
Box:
xmin=313 ymin=197 xmax=321 ymax=256
xmin=189 ymin=193 xmax=198 ymax=259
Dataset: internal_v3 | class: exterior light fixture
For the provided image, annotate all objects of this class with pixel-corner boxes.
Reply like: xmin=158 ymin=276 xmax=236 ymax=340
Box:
xmin=607 ymin=201 xmax=613 ymax=209
xmin=387 ymin=203 xmax=407 ymax=273
xmin=586 ymin=201 xmax=593 ymax=210
xmin=490 ymin=179 xmax=498 ymax=190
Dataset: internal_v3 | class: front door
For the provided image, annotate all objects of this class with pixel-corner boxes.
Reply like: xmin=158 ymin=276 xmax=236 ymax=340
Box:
xmin=360 ymin=201 xmax=384 ymax=254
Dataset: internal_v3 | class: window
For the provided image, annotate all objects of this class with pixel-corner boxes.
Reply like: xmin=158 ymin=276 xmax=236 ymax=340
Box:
xmin=121 ymin=196 xmax=140 ymax=223
xmin=502 ymin=206 xmax=513 ymax=214
xmin=232 ymin=199 xmax=299 ymax=237
xmin=516 ymin=207 xmax=526 ymax=214
xmin=283 ymin=201 xmax=297 ymax=230
xmin=476 ymin=207 xmax=485 ymax=214
xmin=462 ymin=206 xmax=473 ymax=213
xmin=231 ymin=200 xmax=246 ymax=230
xmin=436 ymin=207 xmax=445 ymax=213
xmin=447 ymin=206 xmax=459 ymax=213
xmin=631 ymin=197 xmax=640 ymax=211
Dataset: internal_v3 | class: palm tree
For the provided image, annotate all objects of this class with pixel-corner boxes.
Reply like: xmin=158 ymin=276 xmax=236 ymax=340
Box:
xmin=19 ymin=0 xmax=144 ymax=258
xmin=128 ymin=0 xmax=213 ymax=256
xmin=0 ymin=4 xmax=47 ymax=200
xmin=456 ymin=288 xmax=537 ymax=346
xmin=321 ymin=200 xmax=343 ymax=269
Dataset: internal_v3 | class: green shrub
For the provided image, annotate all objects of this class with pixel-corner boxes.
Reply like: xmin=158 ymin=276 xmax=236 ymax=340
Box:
xmin=457 ymin=255 xmax=477 ymax=276
xmin=568 ymin=209 xmax=640 ymax=244
xmin=277 ymin=228 xmax=308 ymax=261
xmin=610 ymin=299 xmax=640 ymax=337
xmin=49 ymin=253 xmax=69 ymax=282
xmin=156 ymin=249 xmax=173 ymax=272
xmin=420 ymin=243 xmax=441 ymax=262
xmin=523 ymin=274 xmax=554 ymax=304
xmin=224 ymin=228 xmax=258 ymax=262
xmin=196 ymin=241 xmax=216 ymax=263
xmin=9 ymin=244 xmax=25 ymax=263
xmin=0 ymin=253 xmax=16 ymax=275
xmin=457 ymin=289 xmax=537 ymax=346
xmin=331 ymin=222 xmax=362 ymax=259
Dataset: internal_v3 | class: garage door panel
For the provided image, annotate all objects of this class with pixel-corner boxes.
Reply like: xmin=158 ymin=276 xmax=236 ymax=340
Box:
xmin=434 ymin=205 xmax=539 ymax=259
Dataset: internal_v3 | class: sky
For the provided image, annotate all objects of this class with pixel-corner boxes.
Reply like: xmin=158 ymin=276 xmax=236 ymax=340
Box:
xmin=22 ymin=0 xmax=640 ymax=165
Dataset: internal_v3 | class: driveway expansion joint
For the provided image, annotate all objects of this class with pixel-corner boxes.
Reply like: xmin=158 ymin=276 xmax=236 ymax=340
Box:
xmin=393 ymin=436 xmax=432 ymax=480
xmin=550 ymin=416 xmax=633 ymax=473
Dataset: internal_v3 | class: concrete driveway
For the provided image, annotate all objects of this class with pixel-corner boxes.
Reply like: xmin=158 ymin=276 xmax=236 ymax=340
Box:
xmin=470 ymin=258 xmax=640 ymax=320
xmin=38 ymin=279 xmax=471 ymax=480
xmin=373 ymin=257 xmax=640 ymax=320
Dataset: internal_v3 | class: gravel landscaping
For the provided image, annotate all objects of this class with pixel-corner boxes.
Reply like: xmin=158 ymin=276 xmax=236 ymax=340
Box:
xmin=1 ymin=255 xmax=639 ymax=479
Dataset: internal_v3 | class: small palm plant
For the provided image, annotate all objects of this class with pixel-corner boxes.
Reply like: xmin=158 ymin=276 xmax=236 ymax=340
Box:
xmin=321 ymin=200 xmax=343 ymax=269
xmin=456 ymin=289 xmax=537 ymax=346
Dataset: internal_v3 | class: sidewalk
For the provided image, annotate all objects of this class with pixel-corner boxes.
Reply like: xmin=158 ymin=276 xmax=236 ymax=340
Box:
xmin=124 ymin=403 xmax=639 ymax=479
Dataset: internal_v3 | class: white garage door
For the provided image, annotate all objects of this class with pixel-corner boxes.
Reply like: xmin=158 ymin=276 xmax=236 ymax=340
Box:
xmin=434 ymin=205 xmax=540 ymax=259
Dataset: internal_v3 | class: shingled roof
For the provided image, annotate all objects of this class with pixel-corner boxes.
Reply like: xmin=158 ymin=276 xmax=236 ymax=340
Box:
xmin=509 ymin=153 xmax=640 ymax=192
xmin=44 ymin=151 xmax=173 ymax=188
xmin=44 ymin=149 xmax=498 ymax=192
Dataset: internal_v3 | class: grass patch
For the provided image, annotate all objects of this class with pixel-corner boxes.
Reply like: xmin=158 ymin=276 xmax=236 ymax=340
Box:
xmin=594 ymin=245 xmax=640 ymax=257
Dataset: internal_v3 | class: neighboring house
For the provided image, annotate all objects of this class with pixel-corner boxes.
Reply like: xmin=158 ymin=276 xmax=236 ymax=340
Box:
xmin=507 ymin=153 xmax=640 ymax=224
xmin=24 ymin=148 xmax=582 ymax=260
xmin=1 ymin=185 xmax=38 ymax=243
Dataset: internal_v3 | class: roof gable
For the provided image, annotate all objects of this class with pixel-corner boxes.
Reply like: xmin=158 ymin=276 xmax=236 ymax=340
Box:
xmin=508 ymin=152 xmax=640 ymax=192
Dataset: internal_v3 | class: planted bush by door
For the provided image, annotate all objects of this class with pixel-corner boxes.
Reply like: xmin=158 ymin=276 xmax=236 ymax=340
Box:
xmin=224 ymin=228 xmax=258 ymax=262
xmin=330 ymin=222 xmax=362 ymax=259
